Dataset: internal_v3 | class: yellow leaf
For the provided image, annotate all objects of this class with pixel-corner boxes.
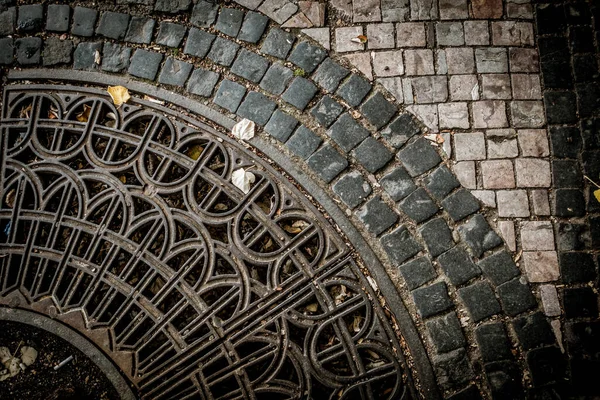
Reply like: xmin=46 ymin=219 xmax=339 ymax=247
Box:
xmin=186 ymin=144 xmax=204 ymax=160
xmin=283 ymin=225 xmax=302 ymax=234
xmin=305 ymin=303 xmax=318 ymax=312
xmin=594 ymin=189 xmax=600 ymax=203
xmin=76 ymin=104 xmax=92 ymax=122
xmin=119 ymin=175 xmax=126 ymax=183
xmin=107 ymin=86 xmax=131 ymax=108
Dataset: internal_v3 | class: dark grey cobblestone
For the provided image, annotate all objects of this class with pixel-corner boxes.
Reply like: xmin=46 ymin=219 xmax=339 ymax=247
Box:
xmin=0 ymin=7 xmax=16 ymax=36
xmin=399 ymin=188 xmax=438 ymax=223
xmin=433 ymin=348 xmax=474 ymax=391
xmin=125 ymin=17 xmax=155 ymax=44
xmin=381 ymin=113 xmax=422 ymax=149
xmin=231 ymin=49 xmax=269 ymax=83
xmin=458 ymin=214 xmax=502 ymax=258
xmin=425 ymin=165 xmax=460 ymax=201
xmin=352 ymin=137 xmax=393 ymax=173
xmin=155 ymin=0 xmax=190 ymax=13
xmin=191 ymin=1 xmax=218 ymax=27
xmin=264 ymin=110 xmax=298 ymax=142
xmin=412 ymin=282 xmax=453 ymax=318
xmin=156 ymin=22 xmax=187 ymax=48
xmin=17 ymin=4 xmax=42 ymax=32
xmin=184 ymin=28 xmax=215 ymax=58
xmin=497 ymin=277 xmax=537 ymax=317
xmin=438 ymin=246 xmax=481 ymax=286
xmin=313 ymin=58 xmax=349 ymax=93
xmin=327 ymin=113 xmax=369 ymax=152
xmin=484 ymin=361 xmax=523 ymax=399
xmin=261 ymin=28 xmax=295 ymax=59
xmin=282 ymin=77 xmax=318 ymax=110
xmin=475 ymin=322 xmax=513 ymax=363
xmin=215 ymin=7 xmax=244 ymax=37
xmin=97 ymin=12 xmax=129 ymax=40
xmin=213 ymin=79 xmax=246 ymax=113
xmin=46 ymin=4 xmax=70 ymax=32
xmin=72 ymin=7 xmax=97 ymax=37
xmin=42 ymin=37 xmax=72 ymax=66
xmin=512 ymin=311 xmax=555 ymax=351
xmin=101 ymin=43 xmax=131 ymax=72
xmin=336 ymin=74 xmax=371 ymax=107
xmin=288 ymin=41 xmax=327 ymax=74
xmin=237 ymin=11 xmax=268 ymax=43
xmin=286 ymin=126 xmax=321 ymax=159
xmin=0 ymin=37 xmax=12 ymax=65
xmin=306 ymin=144 xmax=347 ymax=183
xmin=527 ymin=346 xmax=565 ymax=387
xmin=459 ymin=281 xmax=502 ymax=322
xmin=310 ymin=95 xmax=344 ymax=128
xmin=332 ymin=171 xmax=372 ymax=209
xmin=560 ymin=252 xmax=596 ymax=283
xmin=360 ymin=92 xmax=397 ymax=129
xmin=158 ymin=57 xmax=192 ymax=87
xmin=380 ymin=166 xmax=416 ymax=201
xmin=186 ymin=68 xmax=219 ymax=97
xmin=397 ymin=137 xmax=442 ymax=177
xmin=426 ymin=312 xmax=466 ymax=353
xmin=419 ymin=218 xmax=454 ymax=258
xmin=15 ymin=37 xmax=41 ymax=65
xmin=442 ymin=188 xmax=481 ymax=222
xmin=260 ymin=63 xmax=293 ymax=95
xmin=478 ymin=251 xmax=520 ymax=286
xmin=237 ymin=91 xmax=276 ymax=126
xmin=207 ymin=37 xmax=239 ymax=66
xmin=381 ymin=226 xmax=423 ymax=266
xmin=356 ymin=196 xmax=398 ymax=236
xmin=128 ymin=49 xmax=162 ymax=80
xmin=399 ymin=257 xmax=436 ymax=290
xmin=73 ymin=42 xmax=101 ymax=70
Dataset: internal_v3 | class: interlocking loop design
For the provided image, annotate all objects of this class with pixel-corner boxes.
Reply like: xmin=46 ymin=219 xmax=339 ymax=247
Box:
xmin=0 ymin=86 xmax=414 ymax=399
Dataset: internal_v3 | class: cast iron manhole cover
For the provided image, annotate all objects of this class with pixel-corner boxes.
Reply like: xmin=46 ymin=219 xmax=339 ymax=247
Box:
xmin=0 ymin=84 xmax=416 ymax=399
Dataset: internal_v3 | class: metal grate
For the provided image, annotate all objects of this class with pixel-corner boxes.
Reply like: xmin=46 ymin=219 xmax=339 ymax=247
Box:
xmin=0 ymin=85 xmax=414 ymax=399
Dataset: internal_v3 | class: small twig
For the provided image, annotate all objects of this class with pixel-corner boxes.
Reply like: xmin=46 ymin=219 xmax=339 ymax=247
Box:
xmin=53 ymin=355 xmax=73 ymax=370
xmin=584 ymin=175 xmax=600 ymax=188
xmin=12 ymin=341 xmax=23 ymax=358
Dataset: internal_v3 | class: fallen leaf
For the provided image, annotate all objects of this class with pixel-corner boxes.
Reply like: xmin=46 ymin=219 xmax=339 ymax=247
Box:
xmin=119 ymin=175 xmax=127 ymax=184
xmin=107 ymin=86 xmax=130 ymax=108
xmin=94 ymin=50 xmax=101 ymax=65
xmin=143 ymin=95 xmax=165 ymax=105
xmin=352 ymin=315 xmax=362 ymax=332
xmin=283 ymin=225 xmax=302 ymax=234
xmin=76 ymin=104 xmax=92 ymax=122
xmin=19 ymin=104 xmax=32 ymax=118
xmin=186 ymin=144 xmax=204 ymax=160
xmin=351 ymin=35 xmax=368 ymax=43
xmin=48 ymin=106 xmax=59 ymax=119
xmin=232 ymin=168 xmax=256 ymax=194
xmin=305 ymin=303 xmax=318 ymax=312
xmin=232 ymin=119 xmax=255 ymax=141
xmin=5 ymin=189 xmax=15 ymax=208
xmin=20 ymin=346 xmax=37 ymax=366
xmin=213 ymin=203 xmax=228 ymax=211
xmin=0 ymin=347 xmax=11 ymax=364
xmin=594 ymin=189 xmax=600 ymax=203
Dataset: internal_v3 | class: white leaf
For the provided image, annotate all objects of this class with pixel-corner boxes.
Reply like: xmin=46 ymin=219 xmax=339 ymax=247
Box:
xmin=232 ymin=168 xmax=256 ymax=194
xmin=20 ymin=346 xmax=37 ymax=366
xmin=0 ymin=347 xmax=11 ymax=364
xmin=94 ymin=50 xmax=101 ymax=65
xmin=232 ymin=119 xmax=255 ymax=141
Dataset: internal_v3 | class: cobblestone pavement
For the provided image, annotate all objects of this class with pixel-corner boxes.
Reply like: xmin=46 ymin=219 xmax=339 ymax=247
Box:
xmin=0 ymin=0 xmax=598 ymax=398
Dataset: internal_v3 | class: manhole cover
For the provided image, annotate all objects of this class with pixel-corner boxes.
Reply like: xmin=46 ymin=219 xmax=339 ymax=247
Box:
xmin=0 ymin=84 xmax=416 ymax=399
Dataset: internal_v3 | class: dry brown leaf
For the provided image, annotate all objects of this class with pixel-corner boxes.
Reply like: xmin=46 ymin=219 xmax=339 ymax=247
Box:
xmin=5 ymin=189 xmax=15 ymax=208
xmin=76 ymin=104 xmax=92 ymax=122
xmin=107 ymin=86 xmax=131 ymax=108
xmin=305 ymin=303 xmax=318 ymax=312
xmin=119 ymin=176 xmax=127 ymax=184
xmin=351 ymin=35 xmax=368 ymax=43
xmin=20 ymin=104 xmax=32 ymax=119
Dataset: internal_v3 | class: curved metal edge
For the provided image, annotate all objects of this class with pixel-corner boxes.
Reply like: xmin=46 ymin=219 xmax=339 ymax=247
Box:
xmin=5 ymin=69 xmax=440 ymax=400
xmin=0 ymin=307 xmax=137 ymax=400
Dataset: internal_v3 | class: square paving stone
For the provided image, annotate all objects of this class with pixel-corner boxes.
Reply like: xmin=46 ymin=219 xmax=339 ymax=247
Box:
xmin=42 ymin=37 xmax=72 ymax=66
xmin=326 ymin=113 xmax=369 ymax=152
xmin=442 ymin=188 xmax=480 ymax=222
xmin=564 ymin=287 xmax=598 ymax=318
xmin=72 ymin=7 xmax=97 ymax=37
xmin=310 ymin=95 xmax=344 ymax=128
xmin=17 ymin=4 xmax=42 ymax=32
xmin=544 ymin=91 xmax=577 ymax=124
xmin=399 ymin=257 xmax=436 ymax=290
xmin=419 ymin=218 xmax=454 ymax=258
xmin=433 ymin=348 xmax=474 ymax=391
xmin=156 ymin=22 xmax=187 ymax=48
xmin=426 ymin=312 xmax=466 ymax=353
xmin=158 ymin=57 xmax=193 ymax=87
xmin=380 ymin=166 xmax=416 ymax=202
xmin=207 ymin=37 xmax=239 ymax=66
xmin=237 ymin=92 xmax=276 ymax=126
xmin=438 ymin=246 xmax=481 ymax=285
xmin=458 ymin=280 xmax=502 ymax=322
xmin=512 ymin=311 xmax=555 ymax=350
xmin=186 ymin=68 xmax=219 ymax=97
xmin=397 ymin=137 xmax=442 ymax=177
xmin=128 ymin=49 xmax=163 ymax=80
xmin=360 ymin=92 xmax=397 ymax=129
xmin=213 ymin=80 xmax=246 ymax=113
xmin=0 ymin=7 xmax=16 ymax=36
xmin=458 ymin=213 xmax=502 ymax=258
xmin=399 ymin=187 xmax=438 ymax=223
xmin=381 ymin=226 xmax=423 ymax=266
xmin=549 ymin=126 xmax=581 ymax=159
xmin=288 ymin=41 xmax=327 ymax=73
xmin=73 ymin=42 xmax=101 ymax=70
xmin=356 ymin=196 xmax=398 ymax=236
xmin=336 ymin=74 xmax=371 ymax=107
xmin=15 ymin=37 xmax=41 ymax=65
xmin=191 ymin=1 xmax=218 ymax=27
xmin=97 ymin=12 xmax=130 ymax=40
xmin=264 ymin=110 xmax=298 ymax=143
xmin=313 ymin=58 xmax=350 ymax=93
xmin=412 ymin=282 xmax=453 ymax=318
xmin=352 ymin=137 xmax=393 ymax=173
xmin=484 ymin=361 xmax=524 ymax=399
xmin=215 ymin=7 xmax=244 ymax=37
xmin=281 ymin=77 xmax=318 ymax=110
xmin=100 ymin=43 xmax=130 ymax=72
xmin=554 ymin=189 xmax=585 ymax=217
xmin=306 ymin=144 xmax=347 ymax=183
xmin=478 ymin=251 xmax=520 ymax=286
xmin=381 ymin=113 xmax=421 ymax=149
xmin=497 ymin=277 xmax=537 ymax=316
xmin=125 ymin=17 xmax=155 ymax=44
xmin=46 ymin=4 xmax=70 ymax=32
xmin=0 ymin=38 xmax=13 ymax=65
xmin=425 ymin=166 xmax=460 ymax=200
xmin=260 ymin=63 xmax=294 ymax=95
xmin=238 ymin=11 xmax=268 ymax=43
xmin=155 ymin=0 xmax=191 ymax=13
xmin=552 ymin=160 xmax=582 ymax=188
xmin=475 ymin=322 xmax=513 ymax=363
xmin=527 ymin=346 xmax=566 ymax=387
xmin=183 ymin=28 xmax=215 ymax=58
xmin=287 ymin=126 xmax=321 ymax=158
xmin=261 ymin=28 xmax=295 ymax=59
xmin=560 ymin=252 xmax=597 ymax=284
xmin=332 ymin=171 xmax=372 ymax=209
xmin=230 ymin=49 xmax=269 ymax=83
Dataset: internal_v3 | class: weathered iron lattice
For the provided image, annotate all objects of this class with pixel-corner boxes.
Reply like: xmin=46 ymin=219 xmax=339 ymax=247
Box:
xmin=0 ymin=85 xmax=414 ymax=399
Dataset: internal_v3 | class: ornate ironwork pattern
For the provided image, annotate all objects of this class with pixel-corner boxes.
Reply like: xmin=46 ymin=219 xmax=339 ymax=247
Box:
xmin=0 ymin=85 xmax=414 ymax=400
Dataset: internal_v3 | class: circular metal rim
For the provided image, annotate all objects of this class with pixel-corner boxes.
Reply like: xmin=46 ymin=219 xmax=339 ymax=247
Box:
xmin=0 ymin=307 xmax=137 ymax=400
